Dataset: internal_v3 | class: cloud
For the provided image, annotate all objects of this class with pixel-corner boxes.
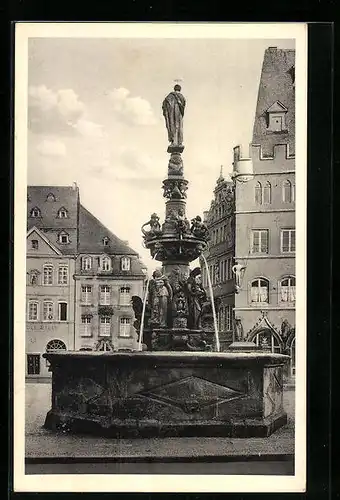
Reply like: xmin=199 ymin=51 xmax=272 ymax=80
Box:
xmin=72 ymin=118 xmax=105 ymax=138
xmin=36 ymin=138 xmax=66 ymax=157
xmin=28 ymin=85 xmax=102 ymax=138
xmin=109 ymin=87 xmax=156 ymax=126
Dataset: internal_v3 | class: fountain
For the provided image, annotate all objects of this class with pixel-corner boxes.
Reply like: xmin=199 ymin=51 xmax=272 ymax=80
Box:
xmin=43 ymin=85 xmax=289 ymax=438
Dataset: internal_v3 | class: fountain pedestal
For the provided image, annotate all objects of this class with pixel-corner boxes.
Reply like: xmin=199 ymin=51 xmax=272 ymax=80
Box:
xmin=43 ymin=351 xmax=288 ymax=438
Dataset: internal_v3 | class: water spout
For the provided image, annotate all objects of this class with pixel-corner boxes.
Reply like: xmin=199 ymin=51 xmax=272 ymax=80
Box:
xmin=137 ymin=252 xmax=159 ymax=351
xmin=200 ymin=252 xmax=220 ymax=352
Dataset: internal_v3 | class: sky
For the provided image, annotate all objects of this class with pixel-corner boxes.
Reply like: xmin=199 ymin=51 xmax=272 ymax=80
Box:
xmin=27 ymin=36 xmax=295 ymax=272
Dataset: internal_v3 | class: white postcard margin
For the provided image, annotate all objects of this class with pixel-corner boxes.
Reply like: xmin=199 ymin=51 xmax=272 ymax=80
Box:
xmin=13 ymin=22 xmax=307 ymax=493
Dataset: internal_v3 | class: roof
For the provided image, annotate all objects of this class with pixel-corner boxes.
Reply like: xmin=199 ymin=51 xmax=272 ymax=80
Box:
xmin=27 ymin=185 xmax=79 ymax=230
xmin=252 ymin=47 xmax=295 ymax=155
xmin=78 ymin=204 xmax=139 ymax=256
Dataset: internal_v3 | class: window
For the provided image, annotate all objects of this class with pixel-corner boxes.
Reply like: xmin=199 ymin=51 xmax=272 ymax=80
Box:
xmin=120 ymin=286 xmax=131 ymax=306
xmin=81 ymin=316 xmax=92 ymax=337
xmin=103 ymin=237 xmax=109 ymax=246
xmin=100 ymin=285 xmax=111 ymax=305
xmin=30 ymin=207 xmax=41 ymax=218
xmin=290 ymin=337 xmax=296 ymax=376
xmin=43 ymin=265 xmax=53 ymax=285
xmin=280 ymin=276 xmax=296 ymax=303
xmin=251 ymin=230 xmax=268 ymax=254
xmin=100 ymin=316 xmax=111 ymax=337
xmin=255 ymin=182 xmax=262 ymax=204
xmin=58 ymin=232 xmax=70 ymax=244
xmin=218 ymin=307 xmax=224 ymax=331
xmin=57 ymin=207 xmax=68 ymax=218
xmin=263 ymin=182 xmax=271 ymax=204
xmin=46 ymin=339 xmax=67 ymax=351
xmin=228 ymin=258 xmax=233 ymax=280
xmin=43 ymin=301 xmax=54 ymax=321
xmin=281 ymin=229 xmax=295 ymax=253
xmin=28 ymin=301 xmax=39 ymax=321
xmin=29 ymin=270 xmax=39 ymax=286
xmin=46 ymin=192 xmax=56 ymax=202
xmin=58 ymin=265 xmax=68 ymax=285
xmin=283 ymin=180 xmax=292 ymax=203
xmin=58 ymin=302 xmax=68 ymax=321
xmin=251 ymin=278 xmax=269 ymax=304
xmin=121 ymin=257 xmax=131 ymax=271
xmin=27 ymin=354 xmax=40 ymax=375
xmin=100 ymin=256 xmax=111 ymax=271
xmin=82 ymin=256 xmax=92 ymax=270
xmin=81 ymin=285 xmax=92 ymax=304
xmin=269 ymin=114 xmax=285 ymax=131
xmin=119 ymin=317 xmax=131 ymax=337
xmin=225 ymin=305 xmax=233 ymax=331
xmin=31 ymin=240 xmax=39 ymax=250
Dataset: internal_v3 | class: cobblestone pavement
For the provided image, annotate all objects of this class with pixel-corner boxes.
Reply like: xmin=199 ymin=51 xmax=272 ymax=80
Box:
xmin=25 ymin=381 xmax=295 ymax=459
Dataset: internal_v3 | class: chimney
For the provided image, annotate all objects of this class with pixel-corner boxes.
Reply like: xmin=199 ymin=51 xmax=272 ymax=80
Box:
xmin=72 ymin=182 xmax=78 ymax=191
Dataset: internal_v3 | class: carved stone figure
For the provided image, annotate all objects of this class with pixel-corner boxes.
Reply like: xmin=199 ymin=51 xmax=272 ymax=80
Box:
xmin=232 ymin=262 xmax=246 ymax=289
xmin=162 ymin=85 xmax=186 ymax=147
xmin=186 ymin=268 xmax=207 ymax=330
xmin=148 ymin=268 xmax=173 ymax=328
xmin=141 ymin=213 xmax=162 ymax=240
xmin=176 ymin=208 xmax=191 ymax=238
xmin=190 ymin=215 xmax=210 ymax=240
xmin=131 ymin=295 xmax=151 ymax=331
xmin=281 ymin=318 xmax=291 ymax=339
xmin=168 ymin=153 xmax=184 ymax=175
xmin=234 ymin=317 xmax=244 ymax=341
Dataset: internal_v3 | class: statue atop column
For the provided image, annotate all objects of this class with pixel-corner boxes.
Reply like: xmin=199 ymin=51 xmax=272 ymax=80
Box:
xmin=162 ymin=84 xmax=186 ymax=150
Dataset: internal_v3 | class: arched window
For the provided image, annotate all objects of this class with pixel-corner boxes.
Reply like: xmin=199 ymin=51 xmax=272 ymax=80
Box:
xmin=283 ymin=180 xmax=292 ymax=203
xmin=100 ymin=256 xmax=111 ymax=271
xmin=251 ymin=278 xmax=269 ymax=304
xmin=46 ymin=339 xmax=66 ymax=351
xmin=255 ymin=182 xmax=262 ymax=204
xmin=254 ymin=330 xmax=281 ymax=353
xmin=82 ymin=256 xmax=92 ymax=270
xmin=57 ymin=207 xmax=68 ymax=219
xmin=102 ymin=236 xmax=110 ymax=246
xmin=121 ymin=257 xmax=131 ymax=271
xmin=120 ymin=286 xmax=131 ymax=306
xmin=263 ymin=181 xmax=271 ymax=204
xmin=30 ymin=207 xmax=41 ymax=218
xmin=279 ymin=276 xmax=296 ymax=303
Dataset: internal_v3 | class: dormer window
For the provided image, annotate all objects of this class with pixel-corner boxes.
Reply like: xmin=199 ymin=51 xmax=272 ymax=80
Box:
xmin=266 ymin=101 xmax=288 ymax=132
xmin=58 ymin=231 xmax=70 ymax=244
xmin=46 ymin=193 xmax=56 ymax=202
xmin=31 ymin=239 xmax=39 ymax=250
xmin=57 ymin=207 xmax=68 ymax=219
xmin=121 ymin=257 xmax=131 ymax=271
xmin=102 ymin=237 xmax=109 ymax=247
xmin=30 ymin=207 xmax=41 ymax=218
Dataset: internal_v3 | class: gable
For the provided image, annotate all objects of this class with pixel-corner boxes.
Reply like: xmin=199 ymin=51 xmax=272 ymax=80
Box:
xmin=266 ymin=100 xmax=288 ymax=113
xmin=27 ymin=228 xmax=62 ymax=256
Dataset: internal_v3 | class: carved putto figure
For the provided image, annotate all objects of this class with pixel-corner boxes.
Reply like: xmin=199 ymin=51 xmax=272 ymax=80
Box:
xmin=162 ymin=85 xmax=186 ymax=146
xmin=141 ymin=213 xmax=162 ymax=240
xmin=190 ymin=215 xmax=210 ymax=240
xmin=176 ymin=208 xmax=190 ymax=238
xmin=148 ymin=268 xmax=173 ymax=328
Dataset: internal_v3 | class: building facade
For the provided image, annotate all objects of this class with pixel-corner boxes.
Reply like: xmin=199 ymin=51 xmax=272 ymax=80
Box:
xmin=200 ymin=169 xmax=235 ymax=350
xmin=74 ymin=205 xmax=145 ymax=352
xmin=26 ymin=184 xmax=146 ymax=377
xmin=232 ymin=47 xmax=296 ymax=375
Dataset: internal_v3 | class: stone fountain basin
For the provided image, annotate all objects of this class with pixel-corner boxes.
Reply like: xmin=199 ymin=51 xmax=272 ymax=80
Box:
xmin=43 ymin=351 xmax=289 ymax=438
